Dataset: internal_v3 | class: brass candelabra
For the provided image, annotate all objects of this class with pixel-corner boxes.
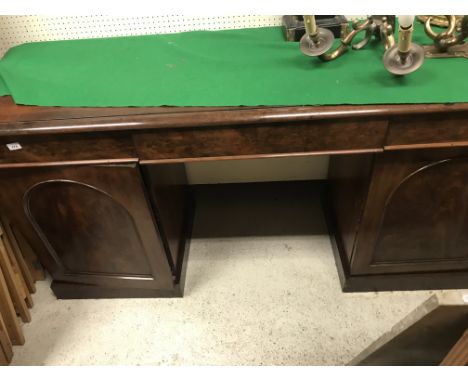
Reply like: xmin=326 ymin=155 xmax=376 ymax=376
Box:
xmin=299 ymin=15 xmax=468 ymax=75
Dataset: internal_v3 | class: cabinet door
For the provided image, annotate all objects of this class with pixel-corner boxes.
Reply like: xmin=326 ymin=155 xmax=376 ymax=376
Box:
xmin=351 ymin=148 xmax=468 ymax=275
xmin=0 ymin=164 xmax=174 ymax=291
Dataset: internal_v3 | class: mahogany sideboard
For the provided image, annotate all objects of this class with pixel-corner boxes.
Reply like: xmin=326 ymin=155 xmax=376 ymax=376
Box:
xmin=0 ymin=96 xmax=468 ymax=298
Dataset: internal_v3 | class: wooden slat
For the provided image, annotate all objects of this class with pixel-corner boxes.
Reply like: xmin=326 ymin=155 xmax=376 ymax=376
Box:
xmin=0 ymin=345 xmax=8 ymax=366
xmin=0 ymin=235 xmax=31 ymax=323
xmin=0 ymin=219 xmax=35 ymax=294
xmin=0 ymin=265 xmax=24 ymax=345
xmin=12 ymin=226 xmax=45 ymax=282
xmin=0 ymin=225 xmax=33 ymax=312
xmin=0 ymin=311 xmax=13 ymax=365
xmin=440 ymin=329 xmax=468 ymax=366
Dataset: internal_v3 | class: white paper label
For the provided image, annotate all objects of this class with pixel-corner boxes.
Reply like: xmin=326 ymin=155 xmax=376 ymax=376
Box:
xmin=6 ymin=142 xmax=22 ymax=151
xmin=463 ymin=294 xmax=468 ymax=303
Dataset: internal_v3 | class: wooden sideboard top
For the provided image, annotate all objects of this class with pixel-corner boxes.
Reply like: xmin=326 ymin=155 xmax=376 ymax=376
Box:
xmin=1 ymin=96 xmax=468 ymax=136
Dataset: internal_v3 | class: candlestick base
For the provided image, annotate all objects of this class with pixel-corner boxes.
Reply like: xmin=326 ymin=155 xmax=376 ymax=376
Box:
xmin=300 ymin=28 xmax=335 ymax=57
xmin=383 ymin=43 xmax=425 ymax=75
xmin=423 ymin=43 xmax=468 ymax=59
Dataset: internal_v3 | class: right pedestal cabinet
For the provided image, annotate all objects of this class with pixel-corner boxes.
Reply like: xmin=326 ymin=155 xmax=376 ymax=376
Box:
xmin=330 ymin=147 xmax=468 ymax=291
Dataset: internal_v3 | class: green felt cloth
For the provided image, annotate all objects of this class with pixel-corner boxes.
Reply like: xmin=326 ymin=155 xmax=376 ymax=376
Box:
xmin=0 ymin=25 xmax=466 ymax=107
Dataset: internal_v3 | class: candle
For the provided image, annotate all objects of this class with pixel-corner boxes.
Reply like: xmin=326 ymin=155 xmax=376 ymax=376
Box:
xmin=397 ymin=15 xmax=415 ymax=53
xmin=398 ymin=15 xmax=414 ymax=29
xmin=303 ymin=15 xmax=318 ymax=37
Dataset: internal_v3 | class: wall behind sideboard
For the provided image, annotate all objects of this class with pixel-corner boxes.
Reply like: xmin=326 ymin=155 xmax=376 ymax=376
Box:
xmin=186 ymin=156 xmax=330 ymax=184
xmin=0 ymin=15 xmax=364 ymax=183
xmin=0 ymin=15 xmax=284 ymax=57
xmin=0 ymin=15 xmax=365 ymax=58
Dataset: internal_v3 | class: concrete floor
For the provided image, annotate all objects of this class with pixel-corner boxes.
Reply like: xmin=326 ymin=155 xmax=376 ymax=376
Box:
xmin=11 ymin=182 xmax=448 ymax=365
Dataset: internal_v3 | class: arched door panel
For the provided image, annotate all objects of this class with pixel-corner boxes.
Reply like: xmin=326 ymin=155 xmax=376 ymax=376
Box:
xmin=0 ymin=164 xmax=174 ymax=292
xmin=351 ymin=149 xmax=468 ymax=275
xmin=25 ymin=180 xmax=152 ymax=277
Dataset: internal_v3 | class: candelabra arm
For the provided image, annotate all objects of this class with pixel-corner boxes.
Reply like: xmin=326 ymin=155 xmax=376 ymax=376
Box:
xmin=319 ymin=44 xmax=348 ymax=61
xmin=424 ymin=15 xmax=468 ymax=53
xmin=425 ymin=16 xmax=456 ymax=41
xmin=450 ymin=15 xmax=468 ymax=44
xmin=352 ymin=24 xmax=375 ymax=50
xmin=380 ymin=21 xmax=395 ymax=50
xmin=319 ymin=18 xmax=373 ymax=61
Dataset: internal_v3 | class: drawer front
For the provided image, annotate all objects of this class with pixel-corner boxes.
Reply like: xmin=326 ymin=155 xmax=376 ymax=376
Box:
xmin=134 ymin=119 xmax=388 ymax=163
xmin=386 ymin=112 xmax=468 ymax=150
xmin=0 ymin=133 xmax=137 ymax=167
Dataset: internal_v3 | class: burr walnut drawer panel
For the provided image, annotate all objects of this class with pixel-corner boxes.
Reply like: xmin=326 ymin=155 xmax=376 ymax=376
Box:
xmin=386 ymin=112 xmax=468 ymax=150
xmin=0 ymin=133 xmax=138 ymax=167
xmin=133 ymin=119 xmax=388 ymax=163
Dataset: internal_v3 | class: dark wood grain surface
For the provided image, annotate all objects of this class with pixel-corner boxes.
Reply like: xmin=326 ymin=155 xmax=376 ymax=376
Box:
xmin=134 ymin=119 xmax=387 ymax=163
xmin=386 ymin=113 xmax=468 ymax=150
xmin=0 ymin=164 xmax=176 ymax=295
xmin=141 ymin=164 xmax=189 ymax=271
xmin=350 ymin=148 xmax=468 ymax=275
xmin=1 ymin=96 xmax=468 ymax=136
xmin=2 ymin=95 xmax=468 ymax=296
xmin=328 ymin=154 xmax=373 ymax=263
xmin=0 ymin=132 xmax=137 ymax=167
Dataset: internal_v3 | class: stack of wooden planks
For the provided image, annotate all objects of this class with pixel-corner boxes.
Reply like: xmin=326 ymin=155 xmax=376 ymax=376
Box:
xmin=0 ymin=216 xmax=44 ymax=365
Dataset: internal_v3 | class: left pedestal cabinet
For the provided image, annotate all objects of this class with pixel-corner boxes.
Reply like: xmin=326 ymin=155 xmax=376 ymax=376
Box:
xmin=0 ymin=163 xmax=186 ymax=298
